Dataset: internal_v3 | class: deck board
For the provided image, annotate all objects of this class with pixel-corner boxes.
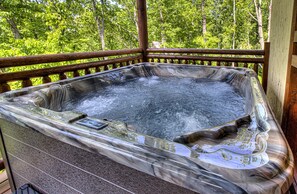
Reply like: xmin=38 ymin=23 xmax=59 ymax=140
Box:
xmin=0 ymin=171 xmax=10 ymax=194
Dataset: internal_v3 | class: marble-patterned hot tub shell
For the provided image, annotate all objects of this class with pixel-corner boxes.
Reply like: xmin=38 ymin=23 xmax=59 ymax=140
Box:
xmin=0 ymin=63 xmax=294 ymax=194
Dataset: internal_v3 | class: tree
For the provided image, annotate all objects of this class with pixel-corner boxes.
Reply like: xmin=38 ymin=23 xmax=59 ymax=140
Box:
xmin=202 ymin=0 xmax=207 ymax=43
xmin=91 ymin=0 xmax=105 ymax=50
xmin=253 ymin=0 xmax=264 ymax=49
xmin=232 ymin=0 xmax=236 ymax=49
xmin=267 ymin=0 xmax=272 ymax=41
xmin=0 ymin=0 xmax=272 ymax=59
xmin=0 ymin=2 xmax=22 ymax=39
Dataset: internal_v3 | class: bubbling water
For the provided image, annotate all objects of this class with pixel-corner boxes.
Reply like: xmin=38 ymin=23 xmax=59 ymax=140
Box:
xmin=64 ymin=76 xmax=245 ymax=141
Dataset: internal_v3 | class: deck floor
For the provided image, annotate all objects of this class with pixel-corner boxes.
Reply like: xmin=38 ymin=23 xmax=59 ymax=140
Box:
xmin=0 ymin=168 xmax=295 ymax=194
xmin=0 ymin=171 xmax=10 ymax=194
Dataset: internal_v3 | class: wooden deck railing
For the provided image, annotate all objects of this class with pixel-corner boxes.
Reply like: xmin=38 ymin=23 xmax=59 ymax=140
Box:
xmin=0 ymin=49 xmax=143 ymax=93
xmin=0 ymin=43 xmax=270 ymax=93
xmin=147 ymin=42 xmax=270 ymax=92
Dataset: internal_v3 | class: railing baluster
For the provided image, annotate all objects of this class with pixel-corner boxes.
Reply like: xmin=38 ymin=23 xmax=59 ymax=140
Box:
xmin=244 ymin=63 xmax=248 ymax=68
xmin=178 ymin=59 xmax=181 ymax=64
xmin=42 ymin=75 xmax=51 ymax=84
xmin=200 ymin=60 xmax=204 ymax=65
xmin=73 ymin=70 xmax=80 ymax=77
xmin=84 ymin=68 xmax=91 ymax=75
xmin=112 ymin=63 xmax=117 ymax=69
xmin=253 ymin=63 xmax=259 ymax=74
xmin=22 ymin=79 xmax=32 ymax=88
xmin=104 ymin=65 xmax=109 ymax=71
xmin=59 ymin=73 xmax=67 ymax=80
xmin=0 ymin=82 xmax=10 ymax=93
xmin=170 ymin=59 xmax=174 ymax=63
xmin=217 ymin=61 xmax=221 ymax=66
xmin=208 ymin=61 xmax=211 ymax=66
xmin=157 ymin=58 xmax=161 ymax=63
xmin=95 ymin=66 xmax=101 ymax=72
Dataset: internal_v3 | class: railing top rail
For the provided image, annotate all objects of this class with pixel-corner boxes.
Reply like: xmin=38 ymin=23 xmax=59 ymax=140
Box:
xmin=147 ymin=48 xmax=264 ymax=55
xmin=0 ymin=48 xmax=142 ymax=68
xmin=147 ymin=54 xmax=264 ymax=63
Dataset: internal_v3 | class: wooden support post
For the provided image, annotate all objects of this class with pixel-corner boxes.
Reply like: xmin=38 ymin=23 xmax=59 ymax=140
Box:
xmin=263 ymin=42 xmax=270 ymax=93
xmin=137 ymin=0 xmax=148 ymax=62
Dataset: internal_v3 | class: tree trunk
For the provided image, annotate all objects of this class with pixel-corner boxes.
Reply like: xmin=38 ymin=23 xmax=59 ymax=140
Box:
xmin=100 ymin=0 xmax=105 ymax=50
xmin=134 ymin=5 xmax=139 ymax=42
xmin=267 ymin=0 xmax=272 ymax=41
xmin=201 ymin=0 xmax=207 ymax=43
xmin=6 ymin=18 xmax=22 ymax=39
xmin=159 ymin=6 xmax=166 ymax=45
xmin=247 ymin=18 xmax=251 ymax=49
xmin=232 ymin=0 xmax=236 ymax=49
xmin=0 ymin=5 xmax=22 ymax=39
xmin=91 ymin=0 xmax=105 ymax=50
xmin=253 ymin=0 xmax=264 ymax=49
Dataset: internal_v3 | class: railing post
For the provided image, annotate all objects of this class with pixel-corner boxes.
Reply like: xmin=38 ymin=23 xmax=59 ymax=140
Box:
xmin=136 ymin=0 xmax=148 ymax=62
xmin=263 ymin=42 xmax=270 ymax=93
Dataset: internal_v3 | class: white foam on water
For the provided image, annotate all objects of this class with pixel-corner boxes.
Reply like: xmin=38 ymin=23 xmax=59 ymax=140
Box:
xmin=64 ymin=76 xmax=246 ymax=141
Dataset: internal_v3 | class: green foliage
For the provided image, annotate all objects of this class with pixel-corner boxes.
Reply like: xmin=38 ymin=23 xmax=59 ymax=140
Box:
xmin=0 ymin=0 xmax=271 ymax=55
xmin=147 ymin=0 xmax=271 ymax=49
xmin=0 ymin=0 xmax=270 ymax=89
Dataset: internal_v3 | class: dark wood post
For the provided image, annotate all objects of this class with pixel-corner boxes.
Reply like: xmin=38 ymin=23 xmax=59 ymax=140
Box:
xmin=263 ymin=42 xmax=270 ymax=93
xmin=136 ymin=0 xmax=148 ymax=62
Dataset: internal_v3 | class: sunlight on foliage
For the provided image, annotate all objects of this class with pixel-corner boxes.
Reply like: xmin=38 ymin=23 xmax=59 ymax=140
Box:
xmin=0 ymin=0 xmax=270 ymax=89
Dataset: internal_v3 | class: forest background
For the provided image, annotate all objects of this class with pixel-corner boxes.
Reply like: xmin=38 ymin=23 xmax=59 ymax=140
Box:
xmin=0 ymin=0 xmax=271 ymax=89
xmin=0 ymin=0 xmax=272 ymax=57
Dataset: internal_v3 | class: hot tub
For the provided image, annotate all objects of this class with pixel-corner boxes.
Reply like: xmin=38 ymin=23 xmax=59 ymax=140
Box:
xmin=0 ymin=63 xmax=293 ymax=193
